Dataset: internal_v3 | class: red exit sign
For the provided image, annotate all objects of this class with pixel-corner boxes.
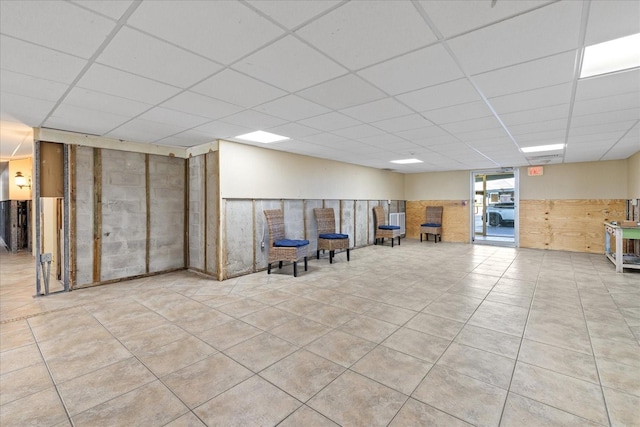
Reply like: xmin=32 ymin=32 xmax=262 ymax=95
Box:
xmin=528 ymin=166 xmax=544 ymax=176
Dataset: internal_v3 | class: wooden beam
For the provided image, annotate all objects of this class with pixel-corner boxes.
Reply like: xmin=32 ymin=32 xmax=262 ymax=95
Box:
xmin=92 ymin=148 xmax=102 ymax=283
xmin=145 ymin=154 xmax=150 ymax=274
xmin=69 ymin=145 xmax=77 ymax=289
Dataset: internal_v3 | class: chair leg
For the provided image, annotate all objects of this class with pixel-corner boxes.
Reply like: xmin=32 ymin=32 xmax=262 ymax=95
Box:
xmin=329 ymin=250 xmax=334 ymax=264
xmin=420 ymin=233 xmax=423 ymax=242
xmin=398 ymin=236 xmax=401 ymax=246
xmin=268 ymin=263 xmax=272 ymax=274
xmin=304 ymin=256 xmax=308 ymax=271
xmin=279 ymin=261 xmax=283 ymax=269
xmin=293 ymin=261 xmax=298 ymax=277
xmin=346 ymin=248 xmax=350 ymax=262
xmin=391 ymin=237 xmax=394 ymax=248
xmin=317 ymin=250 xmax=320 ymax=260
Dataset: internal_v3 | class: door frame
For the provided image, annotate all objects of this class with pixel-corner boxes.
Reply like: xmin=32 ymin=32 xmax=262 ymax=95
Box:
xmin=470 ymin=169 xmax=519 ymax=247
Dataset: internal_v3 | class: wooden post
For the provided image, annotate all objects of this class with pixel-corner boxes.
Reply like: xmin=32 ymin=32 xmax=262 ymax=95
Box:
xmin=92 ymin=148 xmax=102 ymax=283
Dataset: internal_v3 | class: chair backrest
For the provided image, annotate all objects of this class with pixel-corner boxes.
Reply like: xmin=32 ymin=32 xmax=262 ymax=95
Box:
xmin=426 ymin=206 xmax=443 ymax=224
xmin=263 ymin=209 xmax=285 ymax=246
xmin=373 ymin=206 xmax=387 ymax=227
xmin=313 ymin=208 xmax=337 ymax=235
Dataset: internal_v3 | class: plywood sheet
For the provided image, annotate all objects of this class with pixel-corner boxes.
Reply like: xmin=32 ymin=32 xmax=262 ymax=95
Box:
xmin=406 ymin=200 xmax=469 ymax=242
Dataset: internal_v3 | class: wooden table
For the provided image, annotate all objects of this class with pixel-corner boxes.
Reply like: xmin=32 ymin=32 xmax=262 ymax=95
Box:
xmin=604 ymin=222 xmax=640 ymax=272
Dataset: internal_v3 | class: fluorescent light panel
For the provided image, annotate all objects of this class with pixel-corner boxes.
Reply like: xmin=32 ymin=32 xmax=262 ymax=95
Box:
xmin=580 ymin=33 xmax=640 ymax=78
xmin=234 ymin=130 xmax=290 ymax=143
xmin=390 ymin=158 xmax=423 ymax=164
xmin=520 ymin=143 xmax=565 ymax=153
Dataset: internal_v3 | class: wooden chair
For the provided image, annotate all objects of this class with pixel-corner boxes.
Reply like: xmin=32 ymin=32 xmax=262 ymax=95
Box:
xmin=313 ymin=208 xmax=350 ymax=264
xmin=263 ymin=209 xmax=309 ymax=277
xmin=373 ymin=206 xmax=401 ymax=247
xmin=420 ymin=206 xmax=443 ymax=243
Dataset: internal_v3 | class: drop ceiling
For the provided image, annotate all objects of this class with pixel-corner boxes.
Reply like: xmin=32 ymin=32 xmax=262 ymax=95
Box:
xmin=1 ymin=0 xmax=638 ymax=173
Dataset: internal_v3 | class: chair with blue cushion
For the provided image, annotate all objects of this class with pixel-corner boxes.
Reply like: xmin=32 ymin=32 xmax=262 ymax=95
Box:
xmin=263 ymin=209 xmax=309 ymax=277
xmin=420 ymin=206 xmax=443 ymax=243
xmin=373 ymin=205 xmax=401 ymax=247
xmin=313 ymin=208 xmax=350 ymax=264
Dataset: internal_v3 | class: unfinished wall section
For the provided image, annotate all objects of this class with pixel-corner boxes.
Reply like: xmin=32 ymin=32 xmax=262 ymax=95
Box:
xmin=100 ymin=149 xmax=146 ymax=281
xmin=205 ymin=152 xmax=219 ymax=276
xmin=221 ymin=198 xmax=405 ymax=279
xmin=188 ymin=155 xmax=205 ymax=272
xmin=149 ymin=155 xmax=185 ymax=272
xmin=74 ymin=146 xmax=94 ymax=286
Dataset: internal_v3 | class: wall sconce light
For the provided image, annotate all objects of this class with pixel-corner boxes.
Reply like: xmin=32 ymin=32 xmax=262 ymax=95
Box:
xmin=15 ymin=171 xmax=31 ymax=189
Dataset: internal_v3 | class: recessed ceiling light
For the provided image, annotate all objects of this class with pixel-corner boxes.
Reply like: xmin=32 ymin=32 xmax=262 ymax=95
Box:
xmin=520 ymin=144 xmax=565 ymax=153
xmin=580 ymin=33 xmax=640 ymax=78
xmin=234 ymin=130 xmax=290 ymax=143
xmin=390 ymin=158 xmax=423 ymax=164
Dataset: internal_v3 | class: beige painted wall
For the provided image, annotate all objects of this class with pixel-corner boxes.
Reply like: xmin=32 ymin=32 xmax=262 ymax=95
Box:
xmin=628 ymin=151 xmax=640 ymax=198
xmin=8 ymin=158 xmax=32 ymax=201
xmin=518 ymin=160 xmax=628 ymax=199
xmin=218 ymin=140 xmax=405 ymax=200
xmin=404 ymin=170 xmax=470 ymax=200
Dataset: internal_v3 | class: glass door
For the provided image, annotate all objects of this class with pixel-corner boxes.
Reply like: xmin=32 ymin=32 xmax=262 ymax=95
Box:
xmin=471 ymin=171 xmax=518 ymax=246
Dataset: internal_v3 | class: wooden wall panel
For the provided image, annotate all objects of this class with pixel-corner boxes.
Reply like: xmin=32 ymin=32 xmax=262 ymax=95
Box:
xmin=406 ymin=200 xmax=469 ymax=242
xmin=519 ymin=199 xmax=626 ymax=253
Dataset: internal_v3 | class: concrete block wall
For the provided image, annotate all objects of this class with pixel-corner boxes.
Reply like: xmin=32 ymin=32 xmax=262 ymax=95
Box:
xmin=74 ymin=146 xmax=94 ymax=286
xmin=101 ymin=149 xmax=147 ymax=281
xmin=73 ymin=147 xmax=187 ymax=287
xmin=188 ymin=156 xmax=205 ymax=271
xmin=221 ymin=198 xmax=404 ymax=279
xmin=149 ymin=155 xmax=185 ymax=272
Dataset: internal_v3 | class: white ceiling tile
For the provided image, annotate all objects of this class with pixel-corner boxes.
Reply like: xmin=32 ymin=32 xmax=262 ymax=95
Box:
xmin=254 ymin=95 xmax=330 ymax=121
xmin=247 ymin=0 xmax=341 ymax=29
xmin=570 ymin=120 xmax=638 ymax=138
xmin=514 ymin=129 xmax=565 ymax=143
xmin=397 ymin=78 xmax=481 ymax=112
xmin=0 ymin=70 xmax=68 ymax=102
xmin=70 ymin=0 xmax=134 ymax=20
xmin=490 ymin=83 xmax=573 ymax=114
xmin=395 ymin=125 xmax=450 ymax=143
xmin=96 ymin=27 xmax=222 ymax=88
xmin=297 ymin=74 xmax=385 ymax=110
xmin=0 ymin=1 xmax=116 ymax=58
xmin=447 ymin=1 xmax=583 ymax=75
xmin=509 ymin=118 xmax=568 ymax=136
xmin=572 ymin=93 xmax=640 ymax=117
xmin=360 ymin=134 xmax=417 ymax=151
xmin=264 ymin=123 xmax=321 ymax=139
xmin=340 ymin=98 xmax=413 ymax=123
xmin=77 ymin=64 xmax=181 ymax=104
xmin=44 ymin=103 xmax=130 ymax=135
xmin=301 ymin=132 xmax=348 ymax=145
xmin=571 ymin=109 xmax=640 ymax=129
xmin=455 ymin=128 xmax=510 ymax=142
xmin=575 ymin=69 xmax=640 ymax=101
xmin=161 ymin=92 xmax=243 ymax=120
xmin=358 ymin=44 xmax=463 ymax=95
xmin=138 ymin=107 xmax=210 ymax=128
xmin=472 ymin=51 xmax=577 ymax=98
xmin=232 ymin=35 xmax=347 ymax=92
xmin=0 ymin=92 xmax=56 ymax=126
xmin=63 ymin=87 xmax=151 ymax=116
xmin=298 ymin=112 xmax=361 ymax=132
xmin=422 ymin=101 xmax=494 ymax=125
xmin=193 ymin=121 xmax=253 ymax=139
xmin=0 ymin=36 xmax=87 ymax=84
xmin=331 ymin=124 xmax=386 ymax=139
xmin=106 ymin=118 xmax=185 ymax=142
xmin=297 ymin=0 xmax=436 ymax=70
xmin=567 ymin=131 xmax=630 ymax=146
xmin=372 ymin=114 xmax=433 ymax=133
xmin=500 ymin=104 xmax=570 ymax=127
xmin=419 ymin=0 xmax=553 ymax=38
xmin=442 ymin=116 xmax=502 ymax=134
xmin=220 ymin=110 xmax=286 ymax=130
xmin=584 ymin=0 xmax=640 ymax=45
xmin=155 ymin=129 xmax=214 ymax=147
xmin=191 ymin=69 xmax=286 ymax=108
xmin=127 ymin=0 xmax=284 ymax=64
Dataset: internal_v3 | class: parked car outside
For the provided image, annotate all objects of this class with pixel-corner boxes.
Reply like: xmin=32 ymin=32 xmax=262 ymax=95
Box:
xmin=486 ymin=203 xmax=514 ymax=226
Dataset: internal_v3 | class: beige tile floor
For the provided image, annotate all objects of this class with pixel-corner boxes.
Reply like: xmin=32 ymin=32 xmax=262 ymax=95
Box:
xmin=1 ymin=240 xmax=639 ymax=426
